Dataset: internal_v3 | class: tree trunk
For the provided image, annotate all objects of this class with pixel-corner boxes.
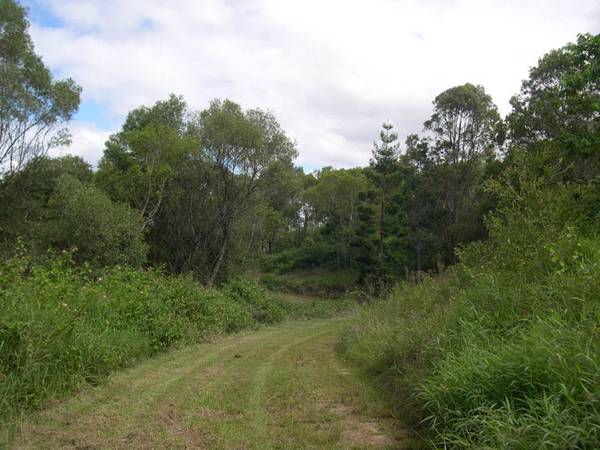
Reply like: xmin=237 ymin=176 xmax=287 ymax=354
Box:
xmin=207 ymin=226 xmax=228 ymax=287
xmin=241 ymin=221 xmax=257 ymax=268
xmin=376 ymin=186 xmax=385 ymax=292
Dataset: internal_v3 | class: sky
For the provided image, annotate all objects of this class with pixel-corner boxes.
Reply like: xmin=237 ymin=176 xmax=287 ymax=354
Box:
xmin=22 ymin=0 xmax=600 ymax=170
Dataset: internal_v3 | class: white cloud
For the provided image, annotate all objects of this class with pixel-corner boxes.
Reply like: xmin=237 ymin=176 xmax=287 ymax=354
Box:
xmin=29 ymin=0 xmax=600 ymax=168
xmin=48 ymin=122 xmax=111 ymax=167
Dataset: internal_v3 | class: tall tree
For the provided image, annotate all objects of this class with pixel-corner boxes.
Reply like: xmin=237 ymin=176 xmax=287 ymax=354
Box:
xmin=368 ymin=123 xmax=402 ymax=288
xmin=424 ymin=83 xmax=502 ymax=261
xmin=402 ymin=135 xmax=444 ymax=273
xmin=508 ymin=33 xmax=600 ymax=180
xmin=304 ymin=167 xmax=368 ymax=269
xmin=0 ymin=0 xmax=80 ymax=177
xmin=96 ymin=95 xmax=192 ymax=232
xmin=199 ymin=99 xmax=297 ymax=286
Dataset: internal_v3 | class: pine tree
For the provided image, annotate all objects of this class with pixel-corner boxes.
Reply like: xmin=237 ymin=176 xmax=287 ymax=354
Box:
xmin=369 ymin=123 xmax=401 ymax=291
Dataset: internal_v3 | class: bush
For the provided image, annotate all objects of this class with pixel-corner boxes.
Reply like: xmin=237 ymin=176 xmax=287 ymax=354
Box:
xmin=258 ymin=237 xmax=339 ymax=274
xmin=224 ymin=277 xmax=288 ymax=324
xmin=0 ymin=254 xmax=284 ymax=425
xmin=341 ymin=181 xmax=600 ymax=448
xmin=46 ymin=175 xmax=148 ymax=267
xmin=259 ymin=269 xmax=358 ymax=298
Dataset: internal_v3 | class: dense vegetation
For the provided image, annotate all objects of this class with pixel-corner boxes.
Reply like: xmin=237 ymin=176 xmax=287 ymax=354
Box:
xmin=0 ymin=254 xmax=275 ymax=418
xmin=342 ymin=34 xmax=600 ymax=448
xmin=0 ymin=250 xmax=356 ymax=426
xmin=1 ymin=0 xmax=599 ymax=447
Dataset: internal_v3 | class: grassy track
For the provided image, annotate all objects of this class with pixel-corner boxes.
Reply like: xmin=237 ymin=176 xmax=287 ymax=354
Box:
xmin=11 ymin=318 xmax=416 ymax=449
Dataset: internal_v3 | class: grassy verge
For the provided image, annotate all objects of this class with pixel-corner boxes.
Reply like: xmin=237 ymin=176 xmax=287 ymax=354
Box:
xmin=0 ymin=253 xmax=294 ymax=428
xmin=341 ymin=185 xmax=600 ymax=448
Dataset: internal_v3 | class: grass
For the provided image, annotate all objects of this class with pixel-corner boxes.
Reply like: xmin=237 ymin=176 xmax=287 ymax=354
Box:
xmin=259 ymin=269 xmax=359 ymax=298
xmin=340 ymin=184 xmax=600 ymax=448
xmin=9 ymin=319 xmax=418 ymax=449
xmin=0 ymin=253 xmax=293 ymax=429
xmin=0 ymin=250 xmax=360 ymax=443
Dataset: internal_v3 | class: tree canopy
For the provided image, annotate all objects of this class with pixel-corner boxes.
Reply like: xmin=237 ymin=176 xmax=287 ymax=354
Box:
xmin=0 ymin=0 xmax=80 ymax=177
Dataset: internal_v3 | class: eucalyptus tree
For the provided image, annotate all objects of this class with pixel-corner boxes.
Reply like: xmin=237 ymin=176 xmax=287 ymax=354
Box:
xmin=424 ymin=83 xmax=502 ymax=261
xmin=304 ymin=167 xmax=368 ymax=268
xmin=198 ymin=99 xmax=297 ymax=286
xmin=0 ymin=0 xmax=80 ymax=177
xmin=96 ymin=95 xmax=193 ymax=232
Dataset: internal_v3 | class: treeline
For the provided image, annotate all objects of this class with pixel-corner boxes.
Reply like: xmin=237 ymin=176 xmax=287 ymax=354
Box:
xmin=0 ymin=94 xmax=298 ymax=285
xmin=2 ymin=1 xmax=599 ymax=292
xmin=2 ymin=0 xmax=600 ymax=445
xmin=342 ymin=34 xmax=600 ymax=448
xmin=262 ymin=32 xmax=599 ymax=292
xmin=2 ymin=0 xmax=596 ymax=294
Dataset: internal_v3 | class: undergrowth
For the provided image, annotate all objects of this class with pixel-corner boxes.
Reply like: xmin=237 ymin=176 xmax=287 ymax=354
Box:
xmin=341 ymin=182 xmax=600 ymax=449
xmin=259 ymin=269 xmax=358 ymax=298
xmin=0 ymin=254 xmax=293 ymax=430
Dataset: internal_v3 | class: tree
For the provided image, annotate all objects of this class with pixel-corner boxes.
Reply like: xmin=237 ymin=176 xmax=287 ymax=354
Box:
xmin=0 ymin=155 xmax=92 ymax=253
xmin=424 ymin=83 xmax=502 ymax=261
xmin=367 ymin=123 xmax=403 ymax=288
xmin=0 ymin=0 xmax=80 ymax=177
xmin=199 ymin=99 xmax=297 ymax=285
xmin=96 ymin=95 xmax=192 ymax=232
xmin=303 ymin=167 xmax=368 ymax=269
xmin=47 ymin=175 xmax=148 ymax=267
xmin=253 ymin=161 xmax=305 ymax=256
xmin=401 ymin=136 xmax=443 ymax=273
xmin=508 ymin=33 xmax=600 ymax=180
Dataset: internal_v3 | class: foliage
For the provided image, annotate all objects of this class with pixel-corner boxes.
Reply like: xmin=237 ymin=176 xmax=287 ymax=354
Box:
xmin=96 ymin=95 xmax=193 ymax=232
xmin=342 ymin=177 xmax=600 ymax=448
xmin=47 ymin=175 xmax=148 ymax=267
xmin=0 ymin=254 xmax=287 ymax=423
xmin=0 ymin=155 xmax=92 ymax=250
xmin=340 ymin=277 xmax=452 ymax=415
xmin=508 ymin=33 xmax=600 ymax=180
xmin=199 ymin=99 xmax=298 ymax=285
xmin=1 ymin=12 xmax=598 ymax=447
xmin=339 ymin=35 xmax=600 ymax=448
xmin=259 ymin=269 xmax=358 ymax=298
xmin=0 ymin=0 xmax=80 ymax=176
xmin=361 ymin=123 xmax=406 ymax=288
xmin=223 ymin=277 xmax=288 ymax=324
xmin=422 ymin=83 xmax=503 ymax=263
xmin=95 ymin=96 xmax=297 ymax=284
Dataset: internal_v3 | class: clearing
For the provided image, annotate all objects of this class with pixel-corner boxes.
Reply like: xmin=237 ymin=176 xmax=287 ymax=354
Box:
xmin=12 ymin=318 xmax=416 ymax=449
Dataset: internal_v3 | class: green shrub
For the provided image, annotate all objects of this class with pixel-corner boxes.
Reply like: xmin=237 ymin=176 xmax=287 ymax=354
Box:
xmin=341 ymin=181 xmax=600 ymax=448
xmin=0 ymin=255 xmax=284 ymax=425
xmin=46 ymin=175 xmax=148 ymax=267
xmin=258 ymin=237 xmax=340 ymax=274
xmin=224 ymin=278 xmax=288 ymax=324
xmin=259 ymin=269 xmax=358 ymax=298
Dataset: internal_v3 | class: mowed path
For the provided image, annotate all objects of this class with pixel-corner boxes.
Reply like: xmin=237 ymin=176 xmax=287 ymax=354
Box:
xmin=13 ymin=319 xmax=415 ymax=449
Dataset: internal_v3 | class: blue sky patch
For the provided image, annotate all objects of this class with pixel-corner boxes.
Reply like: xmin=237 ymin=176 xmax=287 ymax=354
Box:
xmin=21 ymin=0 xmax=63 ymax=28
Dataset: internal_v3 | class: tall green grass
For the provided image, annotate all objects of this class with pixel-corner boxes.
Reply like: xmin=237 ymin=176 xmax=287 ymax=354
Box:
xmin=341 ymin=183 xmax=600 ymax=448
xmin=0 ymin=253 xmax=288 ymax=427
